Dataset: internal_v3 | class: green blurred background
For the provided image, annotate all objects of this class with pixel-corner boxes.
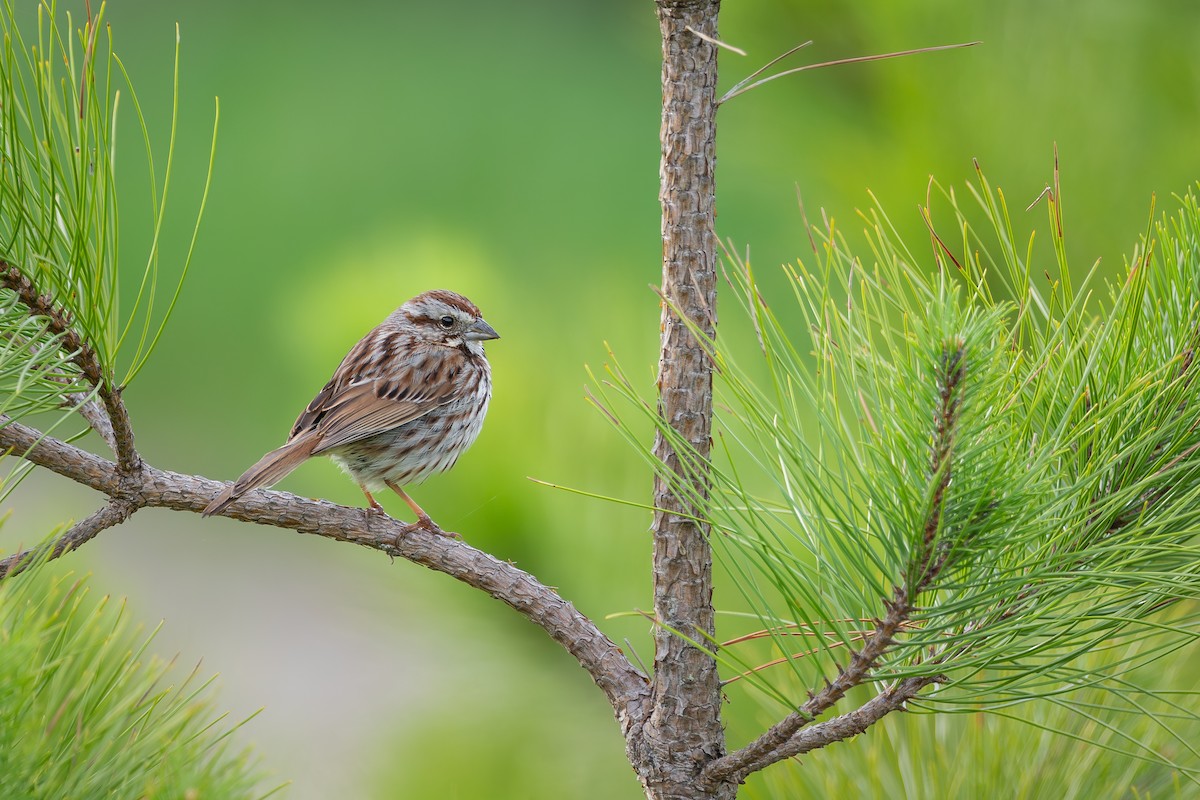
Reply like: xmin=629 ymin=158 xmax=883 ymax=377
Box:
xmin=7 ymin=1 xmax=1200 ymax=797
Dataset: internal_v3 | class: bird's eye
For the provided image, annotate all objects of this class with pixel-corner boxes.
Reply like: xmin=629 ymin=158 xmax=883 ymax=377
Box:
xmin=438 ymin=315 xmax=455 ymax=329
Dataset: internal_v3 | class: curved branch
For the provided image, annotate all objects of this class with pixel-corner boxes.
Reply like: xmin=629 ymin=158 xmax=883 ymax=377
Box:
xmin=743 ymin=676 xmax=941 ymax=771
xmin=0 ymin=262 xmax=139 ymax=471
xmin=0 ymin=417 xmax=650 ymax=728
xmin=701 ymin=586 xmax=929 ymax=786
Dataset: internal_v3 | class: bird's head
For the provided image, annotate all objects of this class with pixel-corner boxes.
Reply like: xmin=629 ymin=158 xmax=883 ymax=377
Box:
xmin=399 ymin=290 xmax=500 ymax=355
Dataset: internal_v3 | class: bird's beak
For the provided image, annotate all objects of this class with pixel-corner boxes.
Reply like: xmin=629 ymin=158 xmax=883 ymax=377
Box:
xmin=465 ymin=318 xmax=501 ymax=341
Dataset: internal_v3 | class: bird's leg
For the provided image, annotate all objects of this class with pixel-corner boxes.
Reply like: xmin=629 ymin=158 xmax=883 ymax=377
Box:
xmin=357 ymin=487 xmax=387 ymax=539
xmin=361 ymin=488 xmax=386 ymax=512
xmin=384 ymin=480 xmax=432 ymax=525
xmin=385 ymin=480 xmax=457 ymax=538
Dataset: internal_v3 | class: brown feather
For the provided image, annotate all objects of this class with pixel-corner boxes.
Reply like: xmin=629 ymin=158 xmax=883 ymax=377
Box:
xmin=309 ymin=384 xmax=450 ymax=454
xmin=202 ymin=436 xmax=319 ymax=516
xmin=288 ymin=327 xmax=457 ymax=445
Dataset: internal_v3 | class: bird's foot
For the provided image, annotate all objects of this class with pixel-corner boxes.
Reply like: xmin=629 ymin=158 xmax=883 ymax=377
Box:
xmin=361 ymin=489 xmax=387 ymax=518
xmin=391 ymin=516 xmax=459 ymax=549
xmin=360 ymin=494 xmax=389 ymax=537
xmin=417 ymin=514 xmax=460 ymax=539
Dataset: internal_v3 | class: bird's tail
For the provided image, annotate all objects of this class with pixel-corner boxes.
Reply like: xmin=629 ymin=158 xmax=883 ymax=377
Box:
xmin=202 ymin=437 xmax=318 ymax=517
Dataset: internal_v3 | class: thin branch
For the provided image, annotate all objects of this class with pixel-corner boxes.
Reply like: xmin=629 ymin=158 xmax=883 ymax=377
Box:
xmin=720 ymin=41 xmax=980 ymax=105
xmin=0 ymin=416 xmax=651 ymax=729
xmin=0 ymin=416 xmax=116 ymax=487
xmin=701 ymin=583 xmax=924 ymax=787
xmin=701 ymin=341 xmax=966 ymax=787
xmin=0 ymin=262 xmax=140 ymax=472
xmin=58 ymin=392 xmax=118 ymax=452
xmin=748 ymin=676 xmax=941 ymax=769
xmin=0 ymin=499 xmax=135 ymax=579
xmin=0 ymin=324 xmax=118 ymax=452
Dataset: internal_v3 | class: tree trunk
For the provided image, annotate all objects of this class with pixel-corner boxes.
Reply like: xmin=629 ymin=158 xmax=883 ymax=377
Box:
xmin=636 ymin=1 xmax=733 ymax=798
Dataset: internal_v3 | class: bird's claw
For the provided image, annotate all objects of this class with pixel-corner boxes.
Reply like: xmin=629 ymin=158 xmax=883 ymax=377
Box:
xmin=390 ymin=516 xmax=460 ymax=548
xmin=417 ymin=516 xmax=460 ymax=539
xmin=363 ymin=503 xmax=385 ymax=533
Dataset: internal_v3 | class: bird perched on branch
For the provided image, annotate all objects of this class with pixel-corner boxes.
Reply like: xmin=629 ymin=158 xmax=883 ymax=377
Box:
xmin=203 ymin=289 xmax=499 ymax=534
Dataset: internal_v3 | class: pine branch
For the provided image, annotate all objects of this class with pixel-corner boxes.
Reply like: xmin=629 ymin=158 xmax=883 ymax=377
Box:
xmin=0 ymin=417 xmax=651 ymax=727
xmin=945 ymin=326 xmax=1200 ymax=659
xmin=0 ymin=262 xmax=139 ymax=471
xmin=0 ymin=498 xmax=135 ymax=579
xmin=698 ymin=589 xmax=922 ymax=786
xmin=700 ymin=341 xmax=966 ymax=787
xmin=0 ymin=325 xmax=116 ymax=450
xmin=58 ymin=392 xmax=118 ymax=452
xmin=747 ymin=676 xmax=943 ymax=766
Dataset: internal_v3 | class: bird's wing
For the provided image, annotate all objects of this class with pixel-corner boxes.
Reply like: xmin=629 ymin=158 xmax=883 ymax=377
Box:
xmin=304 ymin=379 xmax=453 ymax=454
xmin=287 ymin=328 xmax=466 ymax=455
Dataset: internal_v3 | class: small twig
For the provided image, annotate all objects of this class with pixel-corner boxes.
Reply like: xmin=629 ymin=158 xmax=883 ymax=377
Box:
xmin=45 ymin=364 xmax=118 ymax=453
xmin=685 ymin=26 xmax=746 ymax=56
xmin=720 ymin=41 xmax=980 ymax=105
xmin=57 ymin=391 xmax=117 ymax=452
xmin=0 ymin=264 xmax=103 ymax=386
xmin=0 ymin=499 xmax=135 ymax=580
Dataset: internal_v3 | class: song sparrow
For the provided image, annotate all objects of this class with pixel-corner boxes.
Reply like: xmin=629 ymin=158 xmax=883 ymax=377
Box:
xmin=203 ymin=289 xmax=499 ymax=533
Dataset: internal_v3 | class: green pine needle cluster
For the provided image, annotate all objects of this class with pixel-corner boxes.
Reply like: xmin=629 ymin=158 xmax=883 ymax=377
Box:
xmin=0 ymin=559 xmax=279 ymax=799
xmin=597 ymin=169 xmax=1200 ymax=777
xmin=0 ymin=0 xmax=215 ymax=415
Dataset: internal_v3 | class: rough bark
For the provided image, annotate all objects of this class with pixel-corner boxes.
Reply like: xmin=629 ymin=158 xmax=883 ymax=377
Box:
xmin=634 ymin=2 xmax=733 ymax=798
